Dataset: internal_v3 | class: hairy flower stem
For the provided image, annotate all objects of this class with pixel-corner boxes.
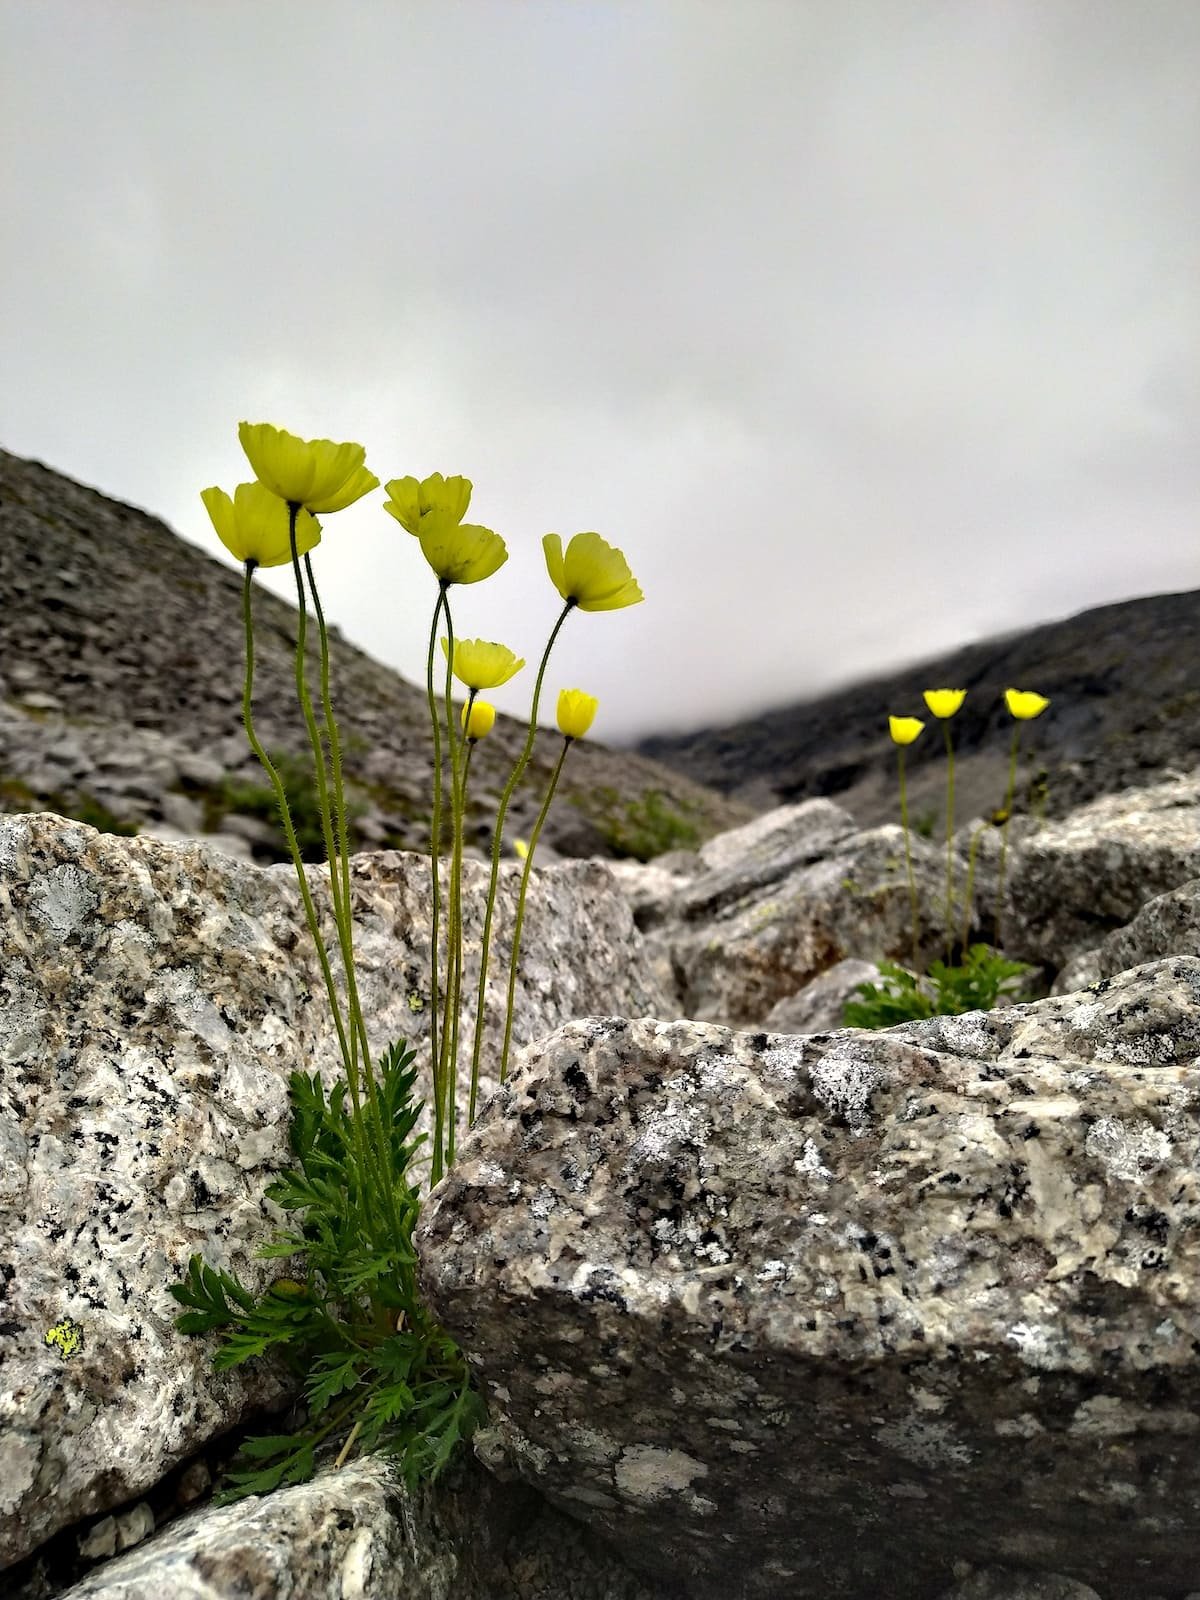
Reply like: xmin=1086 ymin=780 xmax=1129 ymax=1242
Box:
xmin=942 ymin=721 xmax=956 ymax=963
xmin=241 ymin=564 xmax=350 ymax=1067
xmin=996 ymin=726 xmax=1022 ymax=949
xmin=468 ymin=602 xmax=574 ymax=1121
xmin=499 ymin=737 xmax=570 ymax=1081
xmin=439 ymin=607 xmax=467 ymax=1172
xmin=423 ymin=587 xmax=448 ymax=1182
xmin=287 ymin=512 xmax=394 ymax=1240
xmin=897 ymin=748 xmax=921 ymax=970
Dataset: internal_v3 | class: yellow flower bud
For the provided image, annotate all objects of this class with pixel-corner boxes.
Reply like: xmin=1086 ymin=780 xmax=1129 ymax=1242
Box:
xmin=923 ymin=688 xmax=966 ymax=719
xmin=557 ymin=688 xmax=599 ymax=741
xmin=441 ymin=637 xmax=525 ymax=690
xmin=201 ymin=482 xmax=321 ymax=569
xmin=1004 ymin=688 xmax=1050 ymax=720
xmin=461 ymin=700 xmax=496 ymax=741
xmin=513 ymin=839 xmax=529 ymax=860
xmin=889 ymin=716 xmax=925 ymax=747
xmin=237 ymin=422 xmax=378 ymax=513
xmin=542 ymin=533 xmax=643 ymax=611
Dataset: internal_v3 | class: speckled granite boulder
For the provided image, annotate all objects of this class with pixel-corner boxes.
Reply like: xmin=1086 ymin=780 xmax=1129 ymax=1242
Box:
xmin=0 ymin=813 xmax=669 ymax=1571
xmin=419 ymin=962 xmax=1200 ymax=1600
xmin=54 ymin=1453 xmax=676 ymax=1600
xmin=655 ymin=804 xmax=962 ymax=1026
xmin=763 ymin=957 xmax=882 ymax=1034
xmin=1005 ymin=775 xmax=1200 ymax=973
xmin=1096 ymin=877 xmax=1200 ymax=979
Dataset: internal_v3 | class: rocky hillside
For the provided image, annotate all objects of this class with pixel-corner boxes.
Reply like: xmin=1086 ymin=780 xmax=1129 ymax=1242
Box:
xmin=638 ymin=587 xmax=1200 ymax=834
xmin=0 ymin=448 xmax=749 ymax=862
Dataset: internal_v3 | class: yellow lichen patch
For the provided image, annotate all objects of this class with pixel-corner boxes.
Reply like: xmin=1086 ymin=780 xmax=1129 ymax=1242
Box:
xmin=45 ymin=1317 xmax=84 ymax=1361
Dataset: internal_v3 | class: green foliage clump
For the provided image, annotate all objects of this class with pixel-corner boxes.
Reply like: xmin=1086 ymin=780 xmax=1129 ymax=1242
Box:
xmin=843 ymin=945 xmax=1032 ymax=1030
xmin=171 ymin=1041 xmax=481 ymax=1500
xmin=579 ymin=785 xmax=701 ymax=861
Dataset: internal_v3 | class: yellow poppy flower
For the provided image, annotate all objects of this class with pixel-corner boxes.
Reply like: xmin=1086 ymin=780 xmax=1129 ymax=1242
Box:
xmin=557 ymin=688 xmax=599 ymax=741
xmin=382 ymin=472 xmax=473 ymax=536
xmin=923 ymin=689 xmax=966 ymax=719
xmin=416 ymin=522 xmax=508 ymax=585
xmin=441 ymin=637 xmax=525 ymax=690
xmin=1005 ymin=688 xmax=1050 ymax=720
xmin=461 ymin=700 xmax=496 ymax=740
xmin=237 ymin=422 xmax=378 ymax=513
xmin=201 ymin=481 xmax=321 ymax=569
xmin=542 ymin=532 xmax=643 ymax=611
xmin=889 ymin=716 xmax=924 ymax=746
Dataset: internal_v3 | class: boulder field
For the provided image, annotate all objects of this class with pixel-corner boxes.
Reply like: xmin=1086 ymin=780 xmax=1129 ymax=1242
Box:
xmin=5 ymin=773 xmax=1200 ymax=1598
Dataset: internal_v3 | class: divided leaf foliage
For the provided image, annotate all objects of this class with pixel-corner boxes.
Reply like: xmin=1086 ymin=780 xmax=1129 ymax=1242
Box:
xmin=170 ymin=1039 xmax=481 ymax=1501
xmin=843 ymin=944 xmax=1032 ymax=1030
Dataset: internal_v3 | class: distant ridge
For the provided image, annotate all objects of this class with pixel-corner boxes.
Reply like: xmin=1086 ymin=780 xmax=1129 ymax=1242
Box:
xmin=637 ymin=588 xmax=1200 ymax=832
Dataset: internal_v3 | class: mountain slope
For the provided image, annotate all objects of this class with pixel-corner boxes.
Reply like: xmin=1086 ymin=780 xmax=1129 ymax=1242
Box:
xmin=0 ymin=448 xmax=749 ymax=861
xmin=637 ymin=589 xmax=1200 ymax=832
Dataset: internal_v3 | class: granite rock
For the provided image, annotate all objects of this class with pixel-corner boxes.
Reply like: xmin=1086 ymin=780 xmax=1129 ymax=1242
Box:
xmin=1004 ymin=775 xmax=1200 ymax=973
xmin=419 ymin=962 xmax=1200 ymax=1600
xmin=55 ymin=1454 xmax=677 ymax=1600
xmin=0 ymin=813 xmax=669 ymax=1570
xmin=762 ymin=958 xmax=882 ymax=1034
xmin=652 ymin=802 xmax=967 ymax=1027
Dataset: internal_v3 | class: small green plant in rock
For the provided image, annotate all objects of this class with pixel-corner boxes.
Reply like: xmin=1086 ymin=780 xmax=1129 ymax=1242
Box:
xmin=844 ymin=945 xmax=1032 ymax=1029
xmin=176 ymin=422 xmax=643 ymax=1502
xmin=170 ymin=1041 xmax=481 ymax=1498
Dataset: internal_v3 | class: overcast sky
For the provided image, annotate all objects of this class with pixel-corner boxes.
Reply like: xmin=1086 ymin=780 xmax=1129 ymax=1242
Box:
xmin=3 ymin=1 xmax=1199 ymax=741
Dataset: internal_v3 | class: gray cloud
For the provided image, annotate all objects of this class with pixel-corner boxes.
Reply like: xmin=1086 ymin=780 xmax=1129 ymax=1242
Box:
xmin=3 ymin=0 xmax=1198 ymax=740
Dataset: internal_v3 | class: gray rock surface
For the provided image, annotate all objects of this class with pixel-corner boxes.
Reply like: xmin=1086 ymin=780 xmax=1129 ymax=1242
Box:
xmin=763 ymin=957 xmax=882 ymax=1034
xmin=936 ymin=1572 xmax=1103 ymax=1600
xmin=0 ymin=813 xmax=669 ymax=1571
xmin=1005 ymin=775 xmax=1200 ymax=972
xmin=419 ymin=963 xmax=1200 ymax=1600
xmin=1097 ymin=876 xmax=1200 ymax=979
xmin=646 ymin=800 xmax=970 ymax=1027
xmin=55 ymin=1454 xmax=676 ymax=1600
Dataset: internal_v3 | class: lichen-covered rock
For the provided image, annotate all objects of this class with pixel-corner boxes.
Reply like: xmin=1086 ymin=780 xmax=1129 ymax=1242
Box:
xmin=1005 ymin=775 xmax=1200 ymax=973
xmin=54 ymin=1454 xmax=677 ymax=1600
xmin=657 ymin=803 xmax=961 ymax=1026
xmin=0 ymin=814 xmax=669 ymax=1570
xmin=1097 ymin=877 xmax=1200 ymax=979
xmin=419 ymin=964 xmax=1200 ymax=1600
xmin=763 ymin=957 xmax=881 ymax=1034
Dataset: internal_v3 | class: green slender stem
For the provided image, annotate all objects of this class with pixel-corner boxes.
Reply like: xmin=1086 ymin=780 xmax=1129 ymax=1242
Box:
xmin=996 ymin=726 xmax=1022 ymax=949
xmin=304 ymin=554 xmax=375 ymax=1082
xmin=439 ymin=603 xmax=466 ymax=1170
xmin=287 ymin=517 xmax=397 ymax=1246
xmin=499 ymin=737 xmax=571 ymax=1082
xmin=447 ymin=722 xmax=477 ymax=1158
xmin=423 ymin=587 xmax=448 ymax=1183
xmin=898 ymin=748 xmax=921 ymax=971
xmin=942 ymin=721 xmax=955 ymax=963
xmin=961 ymin=824 xmax=988 ymax=954
xmin=468 ymin=601 xmax=574 ymax=1120
xmin=241 ymin=563 xmax=353 ymax=1074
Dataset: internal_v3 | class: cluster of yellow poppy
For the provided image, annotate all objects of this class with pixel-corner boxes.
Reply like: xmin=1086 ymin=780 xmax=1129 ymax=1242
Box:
xmin=885 ymin=684 xmax=1052 ymax=965
xmin=201 ymin=421 xmax=641 ymax=1185
xmin=888 ymin=686 xmax=1049 ymax=748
